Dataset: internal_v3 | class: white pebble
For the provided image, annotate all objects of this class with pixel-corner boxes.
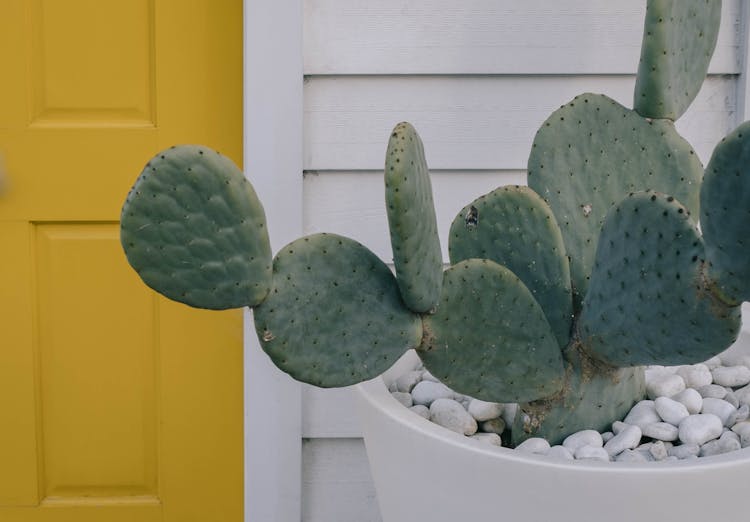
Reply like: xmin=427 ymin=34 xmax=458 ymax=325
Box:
xmin=502 ymin=403 xmax=518 ymax=427
xmin=654 ymin=396 xmax=689 ymax=426
xmin=390 ymin=391 xmax=413 ymax=407
xmin=470 ymin=433 xmax=503 ymax=446
xmin=724 ymin=391 xmax=740 ymax=409
xmin=697 ymin=384 xmax=727 ymax=399
xmin=574 ymin=445 xmax=610 ymax=462
xmin=641 ymin=422 xmax=679 ymax=442
xmin=678 ymin=414 xmax=723 ymax=445
xmin=701 ymin=398 xmax=737 ymax=426
xmin=468 ymin=399 xmax=504 ymax=422
xmin=676 ymin=364 xmax=713 ymax=388
xmin=612 ymin=421 xmax=629 ymax=435
xmin=563 ymin=430 xmax=603 ymax=453
xmin=645 ymin=366 xmax=674 ymax=383
xmin=700 ymin=432 xmax=741 ymax=457
xmin=734 ymin=384 xmax=750 ymax=406
xmin=646 ymin=373 xmax=685 ymax=400
xmin=412 ymin=381 xmax=454 ymax=406
xmin=604 ymin=425 xmax=642 ymax=456
xmin=615 ymin=449 xmax=649 ymax=462
xmin=649 ymin=440 xmax=669 ymax=461
xmin=731 ymin=421 xmax=750 ymax=447
xmin=515 ymin=437 xmax=550 ymax=455
xmin=668 ymin=443 xmax=700 ymax=459
xmin=703 ymin=356 xmax=723 ymax=369
xmin=429 ymin=398 xmax=477 ymax=435
xmin=480 ymin=417 xmax=506 ymax=434
xmin=711 ymin=365 xmax=750 ymax=387
xmin=601 ymin=431 xmax=614 ymax=443
xmin=420 ymin=370 xmax=439 ymax=382
xmin=731 ymin=404 xmax=750 ymax=424
xmin=623 ymin=400 xmax=661 ymax=428
xmin=409 ymin=404 xmax=430 ymax=419
xmin=671 ymin=388 xmax=703 ymax=414
xmin=720 ymin=430 xmax=740 ymax=445
xmin=720 ymin=351 xmax=750 ymax=368
xmin=547 ymin=445 xmax=574 ymax=460
xmin=395 ymin=370 xmax=423 ymax=393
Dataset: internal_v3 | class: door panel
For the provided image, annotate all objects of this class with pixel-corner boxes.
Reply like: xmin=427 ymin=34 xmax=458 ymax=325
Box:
xmin=0 ymin=1 xmax=243 ymax=520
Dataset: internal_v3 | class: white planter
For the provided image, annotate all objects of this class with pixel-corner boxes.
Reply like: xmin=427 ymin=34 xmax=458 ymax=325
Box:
xmin=357 ymin=331 xmax=750 ymax=522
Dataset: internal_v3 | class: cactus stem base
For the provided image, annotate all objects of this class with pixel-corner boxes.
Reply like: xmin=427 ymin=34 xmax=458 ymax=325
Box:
xmin=512 ymin=336 xmax=646 ymax=446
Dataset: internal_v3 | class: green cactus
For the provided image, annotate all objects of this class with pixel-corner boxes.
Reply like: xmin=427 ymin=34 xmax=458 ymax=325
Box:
xmin=253 ymin=233 xmax=422 ymax=387
xmin=448 ymin=185 xmax=572 ymax=348
xmin=120 ymin=0 xmax=747 ymax=445
xmin=700 ymin=121 xmax=750 ymax=305
xmin=120 ymin=145 xmax=272 ymax=309
xmin=418 ymin=258 xmax=565 ymax=403
xmin=633 ymin=0 xmax=722 ymax=120
xmin=385 ymin=122 xmax=443 ymax=313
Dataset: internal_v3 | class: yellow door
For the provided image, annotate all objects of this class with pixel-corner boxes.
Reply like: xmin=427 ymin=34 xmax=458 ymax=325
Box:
xmin=0 ymin=1 xmax=243 ymax=520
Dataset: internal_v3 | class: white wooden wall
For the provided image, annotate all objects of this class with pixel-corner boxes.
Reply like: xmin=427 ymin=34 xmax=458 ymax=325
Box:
xmin=246 ymin=2 xmax=748 ymax=520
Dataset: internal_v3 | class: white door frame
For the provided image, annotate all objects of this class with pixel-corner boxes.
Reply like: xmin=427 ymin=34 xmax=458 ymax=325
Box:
xmin=244 ymin=1 xmax=304 ymax=520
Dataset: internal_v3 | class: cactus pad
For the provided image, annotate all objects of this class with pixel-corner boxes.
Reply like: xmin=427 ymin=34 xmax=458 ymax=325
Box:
xmin=385 ymin=122 xmax=443 ymax=312
xmin=121 ymin=145 xmax=272 ymax=309
xmin=512 ymin=348 xmax=646 ymax=446
xmin=527 ymin=93 xmax=702 ymax=308
xmin=579 ymin=191 xmax=741 ymax=367
xmin=633 ymin=0 xmax=722 ymax=120
xmin=701 ymin=121 xmax=750 ymax=304
xmin=449 ymin=185 xmax=572 ymax=348
xmin=253 ymin=233 xmax=422 ymax=388
xmin=418 ymin=259 xmax=565 ymax=403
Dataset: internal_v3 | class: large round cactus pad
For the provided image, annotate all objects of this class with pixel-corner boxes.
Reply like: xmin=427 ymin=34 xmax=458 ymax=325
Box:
xmin=512 ymin=350 xmax=645 ymax=446
xmin=527 ymin=93 xmax=702 ymax=308
xmin=385 ymin=122 xmax=443 ymax=312
xmin=579 ymin=192 xmax=740 ymax=367
xmin=449 ymin=185 xmax=572 ymax=348
xmin=253 ymin=233 xmax=422 ymax=388
xmin=121 ymin=145 xmax=272 ymax=309
xmin=418 ymin=259 xmax=564 ymax=403
xmin=701 ymin=121 xmax=750 ymax=304
xmin=633 ymin=0 xmax=722 ymax=120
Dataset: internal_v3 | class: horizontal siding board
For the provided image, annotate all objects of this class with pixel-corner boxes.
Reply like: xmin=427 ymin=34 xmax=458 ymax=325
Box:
xmin=305 ymin=75 xmax=736 ymax=171
xmin=304 ymin=170 xmax=525 ymax=263
xmin=302 ymin=438 xmax=382 ymax=522
xmin=304 ymin=0 xmax=740 ymax=75
xmin=302 ymin=385 xmax=363 ymax=438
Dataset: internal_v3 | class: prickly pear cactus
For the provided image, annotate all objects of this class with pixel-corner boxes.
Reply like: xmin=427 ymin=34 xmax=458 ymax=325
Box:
xmin=385 ymin=122 xmax=443 ymax=313
xmin=700 ymin=121 xmax=750 ymax=305
xmin=121 ymin=145 xmax=272 ymax=309
xmin=633 ymin=0 xmax=722 ymax=120
xmin=121 ymin=0 xmax=749 ymax=445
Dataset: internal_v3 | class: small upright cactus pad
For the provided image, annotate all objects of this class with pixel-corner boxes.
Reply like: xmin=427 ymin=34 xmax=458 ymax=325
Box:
xmin=418 ymin=259 xmax=565 ymax=403
xmin=512 ymin=348 xmax=646 ymax=446
xmin=701 ymin=121 xmax=750 ymax=304
xmin=253 ymin=233 xmax=422 ymax=388
xmin=528 ymin=93 xmax=702 ymax=308
xmin=121 ymin=145 xmax=272 ymax=309
xmin=385 ymin=122 xmax=443 ymax=312
xmin=448 ymin=186 xmax=572 ymax=348
xmin=633 ymin=0 xmax=722 ymax=121
xmin=579 ymin=192 xmax=741 ymax=367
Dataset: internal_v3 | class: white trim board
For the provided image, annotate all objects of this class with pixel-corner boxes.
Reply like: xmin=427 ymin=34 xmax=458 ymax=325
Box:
xmin=244 ymin=1 xmax=304 ymax=521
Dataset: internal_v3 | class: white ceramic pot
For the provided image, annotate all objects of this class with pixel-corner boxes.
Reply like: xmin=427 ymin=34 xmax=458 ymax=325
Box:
xmin=357 ymin=331 xmax=750 ymax=522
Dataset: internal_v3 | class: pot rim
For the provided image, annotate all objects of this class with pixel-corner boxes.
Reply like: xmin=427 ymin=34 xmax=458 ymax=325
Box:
xmin=357 ymin=331 xmax=750 ymax=473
